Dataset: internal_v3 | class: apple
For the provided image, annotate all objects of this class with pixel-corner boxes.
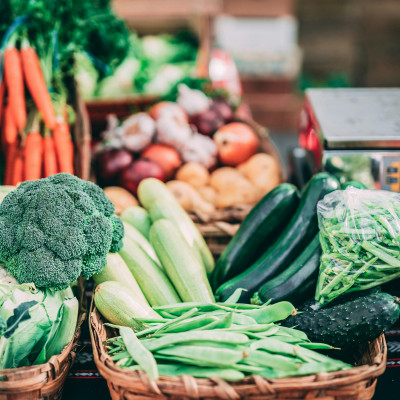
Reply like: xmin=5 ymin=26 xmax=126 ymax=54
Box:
xmin=213 ymin=122 xmax=259 ymax=166
xmin=141 ymin=144 xmax=182 ymax=180
xmin=94 ymin=148 xmax=134 ymax=187
xmin=119 ymin=159 xmax=165 ymax=194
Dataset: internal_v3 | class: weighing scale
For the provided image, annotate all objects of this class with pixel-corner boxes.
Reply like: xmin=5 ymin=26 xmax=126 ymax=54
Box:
xmin=299 ymin=88 xmax=400 ymax=191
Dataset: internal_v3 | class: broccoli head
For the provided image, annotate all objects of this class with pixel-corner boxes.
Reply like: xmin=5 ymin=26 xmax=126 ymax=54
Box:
xmin=0 ymin=173 xmax=124 ymax=290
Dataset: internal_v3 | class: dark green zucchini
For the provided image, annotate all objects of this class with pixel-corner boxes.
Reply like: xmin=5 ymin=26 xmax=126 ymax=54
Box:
xmin=282 ymin=291 xmax=400 ymax=348
xmin=215 ymin=173 xmax=340 ymax=303
xmin=211 ymin=183 xmax=300 ymax=290
xmin=251 ymin=233 xmax=321 ymax=306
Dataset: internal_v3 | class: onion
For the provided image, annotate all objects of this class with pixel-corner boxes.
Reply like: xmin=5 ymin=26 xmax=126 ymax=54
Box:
xmin=156 ymin=114 xmax=193 ymax=149
xmin=177 ymin=84 xmax=211 ymax=116
xmin=179 ymin=133 xmax=218 ymax=170
xmin=120 ymin=113 xmax=156 ymax=152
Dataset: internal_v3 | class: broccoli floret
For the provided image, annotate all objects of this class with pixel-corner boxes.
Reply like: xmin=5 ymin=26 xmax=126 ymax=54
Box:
xmin=0 ymin=173 xmax=124 ymax=290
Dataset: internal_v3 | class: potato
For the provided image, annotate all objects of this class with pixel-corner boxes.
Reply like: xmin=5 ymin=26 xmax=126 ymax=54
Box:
xmin=166 ymin=180 xmax=215 ymax=214
xmin=103 ymin=186 xmax=139 ymax=215
xmin=210 ymin=167 xmax=247 ymax=192
xmin=197 ymin=186 xmax=217 ymax=205
xmin=238 ymin=153 xmax=280 ymax=196
xmin=215 ymin=179 xmax=259 ymax=209
xmin=175 ymin=162 xmax=210 ymax=188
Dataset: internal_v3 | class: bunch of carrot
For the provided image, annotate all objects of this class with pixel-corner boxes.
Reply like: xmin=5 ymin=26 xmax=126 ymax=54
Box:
xmin=1 ymin=37 xmax=75 ymax=186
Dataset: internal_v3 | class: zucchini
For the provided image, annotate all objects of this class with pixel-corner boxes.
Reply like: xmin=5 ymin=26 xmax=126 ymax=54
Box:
xmin=216 ymin=173 xmax=340 ymax=303
xmin=283 ymin=291 xmax=400 ymax=348
xmin=139 ymin=178 xmax=215 ymax=275
xmin=119 ymin=235 xmax=181 ymax=306
xmin=251 ymin=234 xmax=321 ymax=306
xmin=121 ymin=206 xmax=152 ymax=239
xmin=150 ymin=219 xmax=215 ymax=303
xmin=94 ymin=281 xmax=159 ymax=326
xmin=211 ymin=183 xmax=300 ymax=289
xmin=123 ymin=222 xmax=161 ymax=267
xmin=93 ymin=253 xmax=150 ymax=310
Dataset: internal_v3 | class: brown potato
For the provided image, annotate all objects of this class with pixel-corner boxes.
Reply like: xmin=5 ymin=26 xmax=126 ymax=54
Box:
xmin=103 ymin=186 xmax=139 ymax=215
xmin=215 ymin=179 xmax=259 ymax=209
xmin=197 ymin=186 xmax=217 ymax=205
xmin=166 ymin=180 xmax=215 ymax=214
xmin=175 ymin=162 xmax=210 ymax=188
xmin=210 ymin=167 xmax=247 ymax=192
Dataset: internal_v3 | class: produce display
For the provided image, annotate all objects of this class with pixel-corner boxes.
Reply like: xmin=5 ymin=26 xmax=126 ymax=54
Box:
xmin=0 ymin=173 xmax=123 ymax=371
xmin=315 ymin=187 xmax=400 ymax=305
xmin=103 ymin=295 xmax=351 ymax=381
xmin=215 ymin=173 xmax=340 ymax=303
xmin=94 ymin=85 xmax=281 ymax=214
xmin=76 ymin=31 xmax=199 ymax=99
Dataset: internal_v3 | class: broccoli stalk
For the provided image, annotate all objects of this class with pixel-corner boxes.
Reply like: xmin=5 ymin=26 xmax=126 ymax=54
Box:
xmin=0 ymin=173 xmax=124 ymax=290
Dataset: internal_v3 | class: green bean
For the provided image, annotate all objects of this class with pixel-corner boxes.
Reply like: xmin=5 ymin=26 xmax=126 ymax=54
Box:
xmin=300 ymin=342 xmax=336 ymax=350
xmin=119 ymin=326 xmax=158 ymax=380
xmin=198 ymin=312 xmax=233 ymax=330
xmin=222 ymin=288 xmax=246 ymax=304
xmin=241 ymin=301 xmax=296 ymax=324
xmin=141 ymin=330 xmax=249 ymax=351
xmin=110 ymin=350 xmax=130 ymax=361
xmin=158 ymin=364 xmax=245 ymax=381
xmin=152 ymin=308 xmax=199 ymax=334
xmin=231 ymin=312 xmax=257 ymax=325
xmin=155 ymin=354 xmax=240 ymax=369
xmin=157 ymin=314 xmax=219 ymax=334
xmin=244 ymin=350 xmax=300 ymax=371
xmin=277 ymin=326 xmax=309 ymax=340
xmin=156 ymin=345 xmax=246 ymax=366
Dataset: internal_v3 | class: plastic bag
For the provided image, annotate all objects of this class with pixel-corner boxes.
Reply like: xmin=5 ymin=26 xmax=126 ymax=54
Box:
xmin=315 ymin=187 xmax=400 ymax=305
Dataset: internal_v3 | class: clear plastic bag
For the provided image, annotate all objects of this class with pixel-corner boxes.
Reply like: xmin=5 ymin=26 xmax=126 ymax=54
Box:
xmin=315 ymin=187 xmax=400 ymax=305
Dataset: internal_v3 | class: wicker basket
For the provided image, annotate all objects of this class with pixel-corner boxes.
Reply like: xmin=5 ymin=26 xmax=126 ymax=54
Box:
xmin=90 ymin=302 xmax=387 ymax=400
xmin=0 ymin=283 xmax=87 ymax=400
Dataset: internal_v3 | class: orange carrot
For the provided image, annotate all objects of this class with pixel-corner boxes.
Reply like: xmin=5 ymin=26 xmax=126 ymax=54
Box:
xmin=20 ymin=41 xmax=57 ymax=130
xmin=43 ymin=135 xmax=58 ymax=177
xmin=3 ymin=103 xmax=18 ymax=145
xmin=0 ymin=64 xmax=5 ymax=125
xmin=4 ymin=45 xmax=26 ymax=132
xmin=24 ymin=131 xmax=43 ymax=181
xmin=4 ymin=141 xmax=17 ymax=185
xmin=12 ymin=147 xmax=24 ymax=185
xmin=53 ymin=120 xmax=74 ymax=174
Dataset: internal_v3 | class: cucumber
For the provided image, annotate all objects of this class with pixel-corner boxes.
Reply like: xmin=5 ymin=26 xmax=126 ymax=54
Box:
xmin=121 ymin=206 xmax=152 ymax=239
xmin=282 ymin=291 xmax=400 ymax=348
xmin=211 ymin=183 xmax=300 ymax=290
xmin=93 ymin=253 xmax=150 ymax=310
xmin=119 ymin=235 xmax=181 ymax=307
xmin=139 ymin=178 xmax=215 ymax=275
xmin=150 ymin=219 xmax=215 ymax=303
xmin=216 ymin=173 xmax=340 ymax=303
xmin=251 ymin=234 xmax=321 ymax=306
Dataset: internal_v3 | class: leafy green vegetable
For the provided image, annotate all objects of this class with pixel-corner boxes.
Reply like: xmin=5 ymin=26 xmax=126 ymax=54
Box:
xmin=315 ymin=187 xmax=400 ymax=305
xmin=0 ymin=173 xmax=124 ymax=290
xmin=0 ymin=283 xmax=78 ymax=369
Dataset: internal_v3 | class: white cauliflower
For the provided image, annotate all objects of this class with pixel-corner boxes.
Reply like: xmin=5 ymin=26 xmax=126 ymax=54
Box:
xmin=0 ymin=266 xmax=18 ymax=285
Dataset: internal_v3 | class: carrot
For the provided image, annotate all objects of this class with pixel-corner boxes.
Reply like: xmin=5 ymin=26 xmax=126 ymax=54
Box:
xmin=20 ymin=40 xmax=57 ymax=130
xmin=53 ymin=120 xmax=74 ymax=174
xmin=4 ymin=45 xmax=26 ymax=132
xmin=43 ymin=135 xmax=58 ymax=177
xmin=24 ymin=131 xmax=43 ymax=181
xmin=4 ymin=141 xmax=18 ymax=185
xmin=3 ymin=103 xmax=18 ymax=145
xmin=0 ymin=66 xmax=5 ymax=125
xmin=12 ymin=147 xmax=24 ymax=185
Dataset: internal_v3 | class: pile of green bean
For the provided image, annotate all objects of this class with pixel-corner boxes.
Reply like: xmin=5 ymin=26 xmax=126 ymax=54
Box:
xmin=105 ymin=296 xmax=350 ymax=381
xmin=315 ymin=188 xmax=400 ymax=305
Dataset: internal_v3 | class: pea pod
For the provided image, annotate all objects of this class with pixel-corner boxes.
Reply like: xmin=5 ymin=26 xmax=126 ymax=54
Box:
xmin=119 ymin=326 xmax=158 ymax=380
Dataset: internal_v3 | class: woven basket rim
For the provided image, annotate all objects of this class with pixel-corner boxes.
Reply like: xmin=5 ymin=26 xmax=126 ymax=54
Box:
xmin=0 ymin=282 xmax=87 ymax=395
xmin=89 ymin=299 xmax=387 ymax=399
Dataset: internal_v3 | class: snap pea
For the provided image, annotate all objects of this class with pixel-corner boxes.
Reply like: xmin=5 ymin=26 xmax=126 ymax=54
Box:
xmin=242 ymin=302 xmax=296 ymax=324
xmin=157 ymin=314 xmax=220 ymax=334
xmin=158 ymin=364 xmax=245 ymax=381
xmin=119 ymin=326 xmax=158 ymax=380
xmin=245 ymin=350 xmax=300 ymax=371
xmin=156 ymin=345 xmax=246 ymax=366
xmin=155 ymin=354 xmax=241 ymax=369
xmin=198 ymin=312 xmax=233 ymax=330
xmin=141 ymin=331 xmax=249 ymax=351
